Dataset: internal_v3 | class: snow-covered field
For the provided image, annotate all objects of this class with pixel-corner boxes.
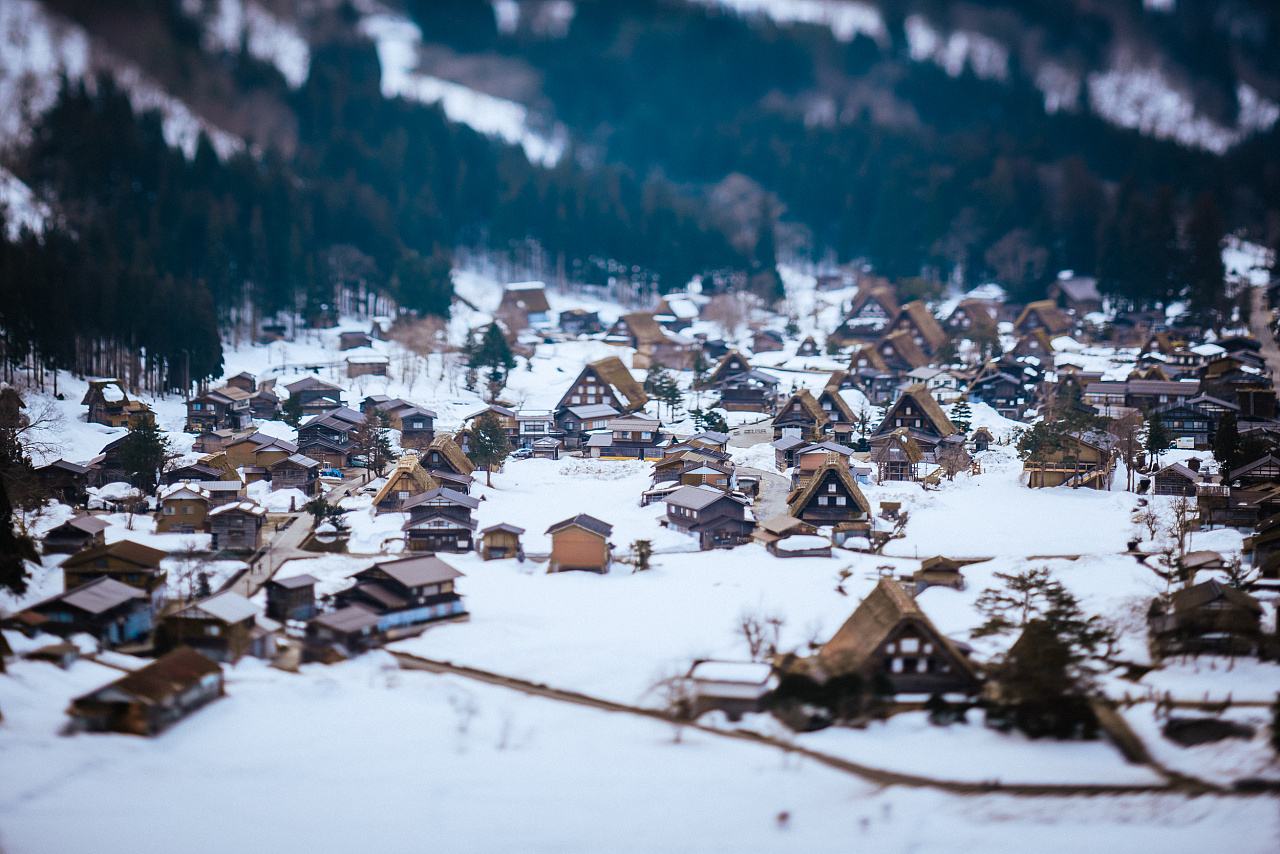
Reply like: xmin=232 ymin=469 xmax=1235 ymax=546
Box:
xmin=2 ymin=653 xmax=1277 ymax=854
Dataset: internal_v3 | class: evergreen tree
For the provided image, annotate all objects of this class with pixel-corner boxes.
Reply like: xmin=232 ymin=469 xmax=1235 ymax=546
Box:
xmin=353 ymin=411 xmax=394 ymax=477
xmin=469 ymin=323 xmax=516 ymax=398
xmin=631 ymin=539 xmax=653 ymax=573
xmin=118 ymin=421 xmax=171 ymax=492
xmin=282 ymin=394 xmax=305 ymax=427
xmin=0 ymin=389 xmax=37 ymax=595
xmin=973 ymin=567 xmax=1115 ymax=672
xmin=1185 ymin=192 xmax=1226 ymax=325
xmin=950 ymin=397 xmax=972 ymax=434
xmin=468 ymin=411 xmax=511 ymax=487
xmin=1213 ymin=411 xmax=1240 ymax=476
xmin=1145 ymin=414 xmax=1170 ymax=469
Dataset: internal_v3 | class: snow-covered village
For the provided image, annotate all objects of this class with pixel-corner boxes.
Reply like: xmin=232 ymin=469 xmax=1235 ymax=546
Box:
xmin=2 ymin=1 xmax=1280 ymax=852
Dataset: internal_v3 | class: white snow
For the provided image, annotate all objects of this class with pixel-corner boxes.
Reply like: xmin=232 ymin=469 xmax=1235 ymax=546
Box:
xmin=0 ymin=166 xmax=50 ymax=237
xmin=184 ymin=0 xmax=311 ymax=88
xmin=357 ymin=10 xmax=566 ymax=167
xmin=1222 ymin=236 xmax=1274 ymax=288
xmin=904 ymin=14 xmax=1009 ymax=82
xmin=692 ymin=0 xmax=887 ymax=44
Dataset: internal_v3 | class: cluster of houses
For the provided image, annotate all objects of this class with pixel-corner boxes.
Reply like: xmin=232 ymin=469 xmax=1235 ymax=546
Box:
xmin=10 ymin=269 xmax=1280 ymax=741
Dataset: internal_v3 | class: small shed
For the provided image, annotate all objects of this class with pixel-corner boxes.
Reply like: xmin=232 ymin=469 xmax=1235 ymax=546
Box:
xmin=67 ymin=647 xmax=224 ymax=736
xmin=480 ymin=523 xmax=525 ymax=561
xmin=265 ymin=573 xmax=319 ymax=622
xmin=546 ymin=514 xmax=613 ymax=573
xmin=43 ymin=514 xmax=109 ymax=554
xmin=685 ymin=660 xmax=777 ymax=721
xmin=346 ymin=355 xmax=390 ymax=378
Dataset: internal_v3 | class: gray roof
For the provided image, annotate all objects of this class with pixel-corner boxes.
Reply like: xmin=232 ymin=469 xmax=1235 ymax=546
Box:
xmin=312 ymin=604 xmax=380 ymax=633
xmin=546 ymin=514 xmax=613 ymax=537
xmin=270 ymin=574 xmax=319 ymax=590
xmin=566 ymin=403 xmax=620 ymax=419
xmin=690 ymin=430 xmax=730 ymax=445
xmin=401 ymin=487 xmax=480 ymax=511
xmin=179 ymin=592 xmax=258 ymax=624
xmin=481 ymin=523 xmax=526 ymax=535
xmin=666 ymin=485 xmax=737 ymax=511
xmin=367 ymin=555 xmax=464 ymax=587
xmin=57 ymin=577 xmax=146 ymax=614
xmin=63 ymin=514 xmax=110 ymax=535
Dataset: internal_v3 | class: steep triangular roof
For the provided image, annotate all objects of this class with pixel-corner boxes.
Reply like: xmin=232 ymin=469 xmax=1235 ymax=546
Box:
xmin=588 ymin=356 xmax=649 ymax=412
xmin=787 ymin=457 xmax=871 ymax=517
xmin=1014 ymin=300 xmax=1073 ymax=336
xmin=892 ymin=300 xmax=949 ymax=353
xmin=776 ymin=388 xmax=830 ymax=429
xmin=612 ymin=312 xmax=666 ymax=346
xmin=877 ymin=330 xmax=930 ymax=370
xmin=427 ymin=435 xmax=476 ymax=477
xmin=819 ymin=372 xmax=859 ymax=423
xmin=873 ymin=384 xmax=957 ymax=438
xmin=816 ymin=578 xmax=978 ymax=680
xmin=371 ymin=456 xmax=440 ymax=506
xmin=707 ymin=350 xmax=754 ymax=385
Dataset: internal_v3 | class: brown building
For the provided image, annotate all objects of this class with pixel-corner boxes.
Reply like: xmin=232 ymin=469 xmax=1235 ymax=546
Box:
xmin=886 ymin=300 xmax=949 ymax=357
xmin=546 ymin=514 xmax=613 ymax=573
xmin=156 ymin=483 xmax=210 ymax=534
xmin=605 ymin=312 xmax=698 ymax=369
xmin=209 ymin=500 xmax=267 ymax=552
xmin=1023 ymin=431 xmax=1116 ymax=489
xmin=67 ymin=647 xmax=224 ymax=736
xmin=265 ymin=574 xmax=319 ymax=622
xmin=556 ymin=356 xmax=650 ymax=414
xmin=480 ymin=523 xmax=525 ymax=560
xmin=156 ymin=592 xmax=276 ymax=664
xmin=43 ymin=514 xmax=109 ymax=554
xmin=814 ymin=578 xmax=980 ymax=696
xmin=81 ymin=379 xmax=155 ymax=428
xmin=787 ymin=456 xmax=872 ymax=527
xmin=772 ymin=389 xmax=830 ymax=442
xmin=372 ymin=455 xmax=440 ymax=513
xmin=1147 ymin=581 xmax=1264 ymax=658
xmin=62 ymin=540 xmax=168 ymax=604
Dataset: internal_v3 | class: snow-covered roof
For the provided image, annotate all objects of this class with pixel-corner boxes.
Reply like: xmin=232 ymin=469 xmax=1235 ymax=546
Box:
xmin=186 ymin=592 xmax=258 ymax=624
xmin=687 ymin=660 xmax=774 ymax=684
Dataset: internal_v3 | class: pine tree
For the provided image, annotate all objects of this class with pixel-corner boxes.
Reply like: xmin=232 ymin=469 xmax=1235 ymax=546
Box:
xmin=0 ymin=390 xmax=37 ymax=595
xmin=469 ymin=323 xmax=515 ymax=398
xmin=118 ymin=421 xmax=171 ymax=492
xmin=282 ymin=394 xmax=304 ymax=427
xmin=631 ymin=539 xmax=653 ymax=572
xmin=950 ymin=397 xmax=972 ymax=434
xmin=1213 ymin=411 xmax=1240 ymax=477
xmin=353 ymin=411 xmax=394 ymax=477
xmin=1145 ymin=414 xmax=1169 ymax=470
xmin=469 ymin=411 xmax=511 ymax=487
xmin=1185 ymin=192 xmax=1226 ymax=326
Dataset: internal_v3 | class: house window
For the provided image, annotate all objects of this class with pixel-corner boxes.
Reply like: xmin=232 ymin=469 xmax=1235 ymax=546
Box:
xmin=827 ymin=483 xmax=837 ymax=493
xmin=900 ymin=637 xmax=919 ymax=653
xmin=164 ymin=506 xmax=175 ymax=515
xmin=835 ymin=496 xmax=846 ymax=506
xmin=817 ymin=497 xmax=828 ymax=506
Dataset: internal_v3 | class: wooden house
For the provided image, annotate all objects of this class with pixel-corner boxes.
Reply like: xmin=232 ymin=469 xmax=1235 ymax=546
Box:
xmin=913 ymin=556 xmax=966 ymax=593
xmin=43 ymin=514 xmax=109 ymax=554
xmin=423 ymin=435 xmax=476 ymax=492
xmin=268 ymin=454 xmax=321 ymax=495
xmin=653 ymin=294 xmax=701 ymax=331
xmin=498 ymin=281 xmax=551 ymax=329
xmin=713 ymin=368 xmax=780 ymax=414
xmin=209 ymin=500 xmax=267 ymax=552
xmin=586 ymin=415 xmax=667 ymax=460
xmin=786 ymin=456 xmax=871 ymax=527
xmin=546 ymin=514 xmax=613 ymax=573
xmin=1147 ymin=581 xmax=1263 ymax=657
xmin=1013 ymin=300 xmax=1073 ymax=337
xmin=305 ymin=606 xmax=381 ymax=660
xmin=796 ymin=336 xmax=820 ymax=357
xmin=606 ymin=312 xmax=698 ymax=369
xmin=556 ymin=403 xmax=619 ymax=447
xmin=1228 ymin=454 xmax=1280 ymax=487
xmin=813 ymin=578 xmax=980 ymax=696
xmin=62 ymin=540 xmax=167 ymax=604
xmin=945 ymin=299 xmax=999 ymax=339
xmin=556 ymin=356 xmax=650 ymax=414
xmin=157 ymin=592 xmax=276 ymax=664
xmin=772 ymin=435 xmax=807 ymax=469
xmin=401 ymin=488 xmax=480 ymax=553
xmin=480 ymin=524 xmax=525 ymax=561
xmin=339 ymin=330 xmax=374 ymax=350
xmin=298 ymin=406 xmax=364 ymax=467
xmin=790 ymin=442 xmax=861 ymax=490
xmin=67 ymin=647 xmax=224 ymax=736
xmin=751 ymin=328 xmax=785 ymax=353
xmin=869 ymin=384 xmax=958 ymax=457
xmin=846 ymin=346 xmax=899 ymax=406
xmin=224 ymin=432 xmax=298 ymax=471
xmin=832 ymin=285 xmax=899 ymax=343
xmin=34 ymin=459 xmax=92 ymax=505
xmin=664 ymin=485 xmax=753 ymax=550
xmin=284 ymin=376 xmax=346 ymax=416
xmin=363 ymin=396 xmax=437 ymax=449
xmin=185 ymin=385 xmax=253 ymax=434
xmin=875 ymin=329 xmax=930 ymax=373
xmin=8 ymin=577 xmax=152 ymax=648
xmin=871 ymin=428 xmax=925 ymax=482
xmin=372 ymin=455 xmax=440 ymax=513
xmin=971 ymin=426 xmax=994 ymax=453
xmin=905 ymin=367 xmax=966 ymax=404
xmin=816 ymin=373 xmax=860 ymax=442
xmin=265 ymin=574 xmax=319 ymax=623
xmin=772 ymin=389 xmax=830 ymax=442
xmin=968 ymin=366 xmax=1031 ymax=420
xmin=81 ymin=379 xmax=155 ymax=428
xmin=346 ymin=354 xmax=390 ymax=378
xmin=1023 ymin=431 xmax=1116 ymax=489
xmin=559 ymin=308 xmax=604 ymax=337
xmin=156 ymin=483 xmax=210 ymax=534
xmin=336 ymin=555 xmax=468 ymax=634
xmin=703 ymin=351 xmax=754 ymax=388
xmin=684 ymin=660 xmax=777 ymax=721
xmin=886 ymin=300 xmax=948 ymax=357
xmin=1049 ymin=275 xmax=1102 ymax=315
xmin=163 ymin=461 xmax=232 ymax=485
xmin=1152 ymin=462 xmax=1200 ymax=497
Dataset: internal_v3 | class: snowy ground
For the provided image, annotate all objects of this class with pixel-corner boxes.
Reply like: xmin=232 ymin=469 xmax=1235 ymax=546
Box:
xmin=1 ymin=652 xmax=1277 ymax=854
